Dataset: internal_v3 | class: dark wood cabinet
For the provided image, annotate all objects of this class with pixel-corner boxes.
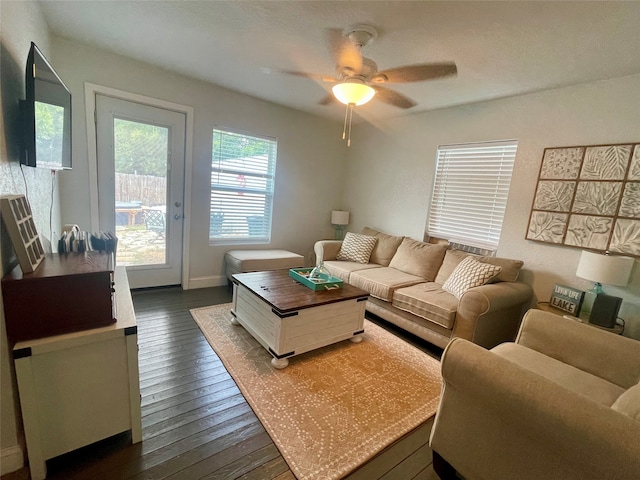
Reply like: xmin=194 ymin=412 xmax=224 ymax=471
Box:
xmin=2 ymin=251 xmax=116 ymax=342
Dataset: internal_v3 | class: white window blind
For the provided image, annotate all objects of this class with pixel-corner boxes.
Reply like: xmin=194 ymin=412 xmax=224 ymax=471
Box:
xmin=427 ymin=140 xmax=517 ymax=249
xmin=210 ymin=128 xmax=277 ymax=244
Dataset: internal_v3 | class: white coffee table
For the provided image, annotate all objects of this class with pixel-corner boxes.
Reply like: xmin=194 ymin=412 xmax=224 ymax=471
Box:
xmin=231 ymin=270 xmax=369 ymax=368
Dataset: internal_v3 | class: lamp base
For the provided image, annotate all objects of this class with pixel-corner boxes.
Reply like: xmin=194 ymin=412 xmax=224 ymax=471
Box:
xmin=334 ymin=226 xmax=344 ymax=240
xmin=580 ymin=282 xmax=604 ymax=317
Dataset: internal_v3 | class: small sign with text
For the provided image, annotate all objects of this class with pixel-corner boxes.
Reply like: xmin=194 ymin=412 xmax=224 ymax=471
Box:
xmin=550 ymin=284 xmax=585 ymax=316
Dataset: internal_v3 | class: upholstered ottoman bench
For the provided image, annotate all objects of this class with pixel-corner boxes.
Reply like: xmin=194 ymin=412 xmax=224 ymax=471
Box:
xmin=224 ymin=249 xmax=305 ymax=281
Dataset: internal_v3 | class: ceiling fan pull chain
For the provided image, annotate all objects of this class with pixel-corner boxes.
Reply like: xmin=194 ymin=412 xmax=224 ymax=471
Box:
xmin=342 ymin=103 xmax=349 ymax=140
xmin=347 ymin=104 xmax=354 ymax=147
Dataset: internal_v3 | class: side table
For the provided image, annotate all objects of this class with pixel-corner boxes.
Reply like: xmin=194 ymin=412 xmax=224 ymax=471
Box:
xmin=13 ymin=266 xmax=141 ymax=480
xmin=536 ymin=302 xmax=624 ymax=335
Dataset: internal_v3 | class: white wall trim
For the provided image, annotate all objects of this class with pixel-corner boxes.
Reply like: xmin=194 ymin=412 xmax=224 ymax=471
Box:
xmin=83 ymin=83 xmax=194 ymax=289
xmin=1 ymin=445 xmax=24 ymax=475
xmin=188 ymin=275 xmax=229 ymax=290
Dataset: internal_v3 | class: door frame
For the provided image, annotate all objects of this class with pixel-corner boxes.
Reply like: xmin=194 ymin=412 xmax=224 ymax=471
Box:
xmin=84 ymin=83 xmax=194 ymax=289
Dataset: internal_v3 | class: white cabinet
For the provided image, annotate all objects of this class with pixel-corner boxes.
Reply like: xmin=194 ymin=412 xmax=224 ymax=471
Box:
xmin=13 ymin=266 xmax=142 ymax=480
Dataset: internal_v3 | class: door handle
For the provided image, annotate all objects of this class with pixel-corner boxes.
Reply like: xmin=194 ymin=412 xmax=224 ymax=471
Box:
xmin=174 ymin=213 xmax=182 ymax=220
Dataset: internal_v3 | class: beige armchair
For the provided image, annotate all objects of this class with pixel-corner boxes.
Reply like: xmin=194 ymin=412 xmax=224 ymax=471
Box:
xmin=429 ymin=309 xmax=640 ymax=480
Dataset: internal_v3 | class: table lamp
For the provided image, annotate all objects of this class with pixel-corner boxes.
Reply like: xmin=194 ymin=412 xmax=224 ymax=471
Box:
xmin=575 ymin=250 xmax=634 ymax=316
xmin=331 ymin=210 xmax=350 ymax=240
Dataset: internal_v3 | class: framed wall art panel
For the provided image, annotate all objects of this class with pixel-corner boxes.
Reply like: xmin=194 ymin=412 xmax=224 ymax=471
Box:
xmin=526 ymin=142 xmax=640 ymax=257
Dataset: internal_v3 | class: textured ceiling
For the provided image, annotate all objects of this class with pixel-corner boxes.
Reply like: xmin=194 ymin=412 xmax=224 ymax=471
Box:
xmin=39 ymin=1 xmax=640 ymax=122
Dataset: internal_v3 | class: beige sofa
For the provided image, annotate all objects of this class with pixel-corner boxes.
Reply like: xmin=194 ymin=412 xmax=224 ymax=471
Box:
xmin=314 ymin=227 xmax=533 ymax=349
xmin=429 ymin=309 xmax=640 ymax=480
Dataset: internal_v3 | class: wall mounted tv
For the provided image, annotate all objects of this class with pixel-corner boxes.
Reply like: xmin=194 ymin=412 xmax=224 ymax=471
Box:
xmin=21 ymin=42 xmax=72 ymax=170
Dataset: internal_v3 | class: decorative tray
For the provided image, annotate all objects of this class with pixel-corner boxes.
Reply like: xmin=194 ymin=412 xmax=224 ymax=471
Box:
xmin=289 ymin=268 xmax=343 ymax=291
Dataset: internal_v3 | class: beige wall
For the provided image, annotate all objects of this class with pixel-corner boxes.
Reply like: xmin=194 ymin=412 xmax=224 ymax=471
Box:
xmin=345 ymin=74 xmax=640 ymax=339
xmin=53 ymin=38 xmax=348 ymax=286
xmin=0 ymin=0 xmax=57 ymax=473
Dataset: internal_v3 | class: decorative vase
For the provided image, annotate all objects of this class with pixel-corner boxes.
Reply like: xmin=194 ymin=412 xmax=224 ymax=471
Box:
xmin=309 ymin=262 xmax=331 ymax=281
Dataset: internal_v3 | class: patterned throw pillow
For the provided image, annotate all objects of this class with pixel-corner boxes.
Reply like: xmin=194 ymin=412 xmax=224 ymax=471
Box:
xmin=442 ymin=256 xmax=503 ymax=299
xmin=336 ymin=233 xmax=377 ymax=264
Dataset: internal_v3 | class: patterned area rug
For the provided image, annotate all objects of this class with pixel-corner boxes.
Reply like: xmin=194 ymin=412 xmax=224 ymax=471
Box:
xmin=190 ymin=303 xmax=442 ymax=480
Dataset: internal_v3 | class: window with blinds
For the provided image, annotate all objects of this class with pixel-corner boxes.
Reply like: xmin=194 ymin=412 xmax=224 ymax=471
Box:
xmin=427 ymin=140 xmax=517 ymax=250
xmin=210 ymin=128 xmax=277 ymax=244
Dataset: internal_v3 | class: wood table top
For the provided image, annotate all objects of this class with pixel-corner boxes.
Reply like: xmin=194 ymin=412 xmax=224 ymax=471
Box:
xmin=232 ymin=270 xmax=369 ymax=314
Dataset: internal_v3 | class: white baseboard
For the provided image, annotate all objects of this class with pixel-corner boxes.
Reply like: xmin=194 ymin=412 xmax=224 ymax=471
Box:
xmin=1 ymin=445 xmax=24 ymax=475
xmin=188 ymin=275 xmax=228 ymax=290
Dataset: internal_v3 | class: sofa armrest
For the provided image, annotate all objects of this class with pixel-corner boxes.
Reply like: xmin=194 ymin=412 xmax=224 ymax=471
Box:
xmin=313 ymin=240 xmax=342 ymax=264
xmin=430 ymin=338 xmax=640 ymax=480
xmin=452 ymin=281 xmax=532 ymax=348
xmin=516 ymin=309 xmax=640 ymax=388
xmin=460 ymin=281 xmax=532 ymax=312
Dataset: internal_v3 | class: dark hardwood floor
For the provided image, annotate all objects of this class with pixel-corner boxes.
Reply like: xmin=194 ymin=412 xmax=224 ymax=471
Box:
xmin=2 ymin=285 xmax=442 ymax=480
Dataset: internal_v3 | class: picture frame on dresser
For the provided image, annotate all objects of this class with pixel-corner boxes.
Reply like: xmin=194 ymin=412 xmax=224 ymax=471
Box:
xmin=0 ymin=194 xmax=45 ymax=273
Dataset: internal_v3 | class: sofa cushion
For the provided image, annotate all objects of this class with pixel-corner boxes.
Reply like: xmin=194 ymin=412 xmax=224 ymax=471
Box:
xmin=349 ymin=267 xmax=424 ymax=302
xmin=388 ymin=239 xmax=447 ymax=281
xmin=612 ymin=382 xmax=640 ymax=421
xmin=435 ymin=249 xmax=524 ymax=284
xmin=478 ymin=255 xmax=524 ymax=283
xmin=336 ymin=233 xmax=377 ymax=264
xmin=361 ymin=227 xmax=404 ymax=266
xmin=492 ymin=343 xmax=626 ymax=407
xmin=435 ymin=249 xmax=472 ymax=285
xmin=392 ymin=282 xmax=458 ymax=329
xmin=442 ymin=257 xmax=502 ymax=299
xmin=323 ymin=260 xmax=379 ymax=283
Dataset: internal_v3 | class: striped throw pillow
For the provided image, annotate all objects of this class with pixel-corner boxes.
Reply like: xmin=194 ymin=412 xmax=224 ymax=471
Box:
xmin=336 ymin=233 xmax=377 ymax=264
xmin=442 ymin=256 xmax=503 ymax=299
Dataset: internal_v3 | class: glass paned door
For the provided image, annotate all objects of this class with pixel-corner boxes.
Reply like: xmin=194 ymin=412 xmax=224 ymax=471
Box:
xmin=96 ymin=95 xmax=185 ymax=288
xmin=114 ymin=118 xmax=168 ymax=266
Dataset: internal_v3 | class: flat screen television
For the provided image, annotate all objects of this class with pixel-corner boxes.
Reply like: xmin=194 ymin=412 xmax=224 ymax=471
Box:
xmin=21 ymin=42 xmax=72 ymax=170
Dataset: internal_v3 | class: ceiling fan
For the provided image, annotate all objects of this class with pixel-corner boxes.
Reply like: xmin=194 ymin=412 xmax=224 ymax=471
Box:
xmin=282 ymin=24 xmax=457 ymax=145
xmin=283 ymin=24 xmax=458 ymax=110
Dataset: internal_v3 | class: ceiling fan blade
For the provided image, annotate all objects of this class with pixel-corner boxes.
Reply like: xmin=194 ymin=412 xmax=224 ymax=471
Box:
xmin=327 ymin=28 xmax=362 ymax=75
xmin=372 ymin=62 xmax=457 ymax=83
xmin=281 ymin=70 xmax=336 ymax=83
xmin=371 ymin=86 xmax=416 ymax=109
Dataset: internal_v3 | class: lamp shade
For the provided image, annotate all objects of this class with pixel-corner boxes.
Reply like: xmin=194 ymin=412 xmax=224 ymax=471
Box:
xmin=331 ymin=210 xmax=350 ymax=226
xmin=575 ymin=251 xmax=634 ymax=286
xmin=332 ymin=82 xmax=375 ymax=106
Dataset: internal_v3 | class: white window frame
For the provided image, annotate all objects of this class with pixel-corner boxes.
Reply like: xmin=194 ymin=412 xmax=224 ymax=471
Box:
xmin=209 ymin=128 xmax=277 ymax=245
xmin=427 ymin=140 xmax=517 ymax=251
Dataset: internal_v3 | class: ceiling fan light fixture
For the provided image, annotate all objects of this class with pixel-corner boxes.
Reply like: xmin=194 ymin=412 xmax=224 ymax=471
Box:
xmin=332 ymin=81 xmax=375 ymax=106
